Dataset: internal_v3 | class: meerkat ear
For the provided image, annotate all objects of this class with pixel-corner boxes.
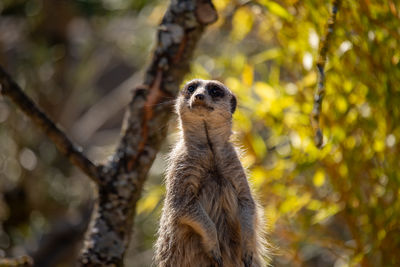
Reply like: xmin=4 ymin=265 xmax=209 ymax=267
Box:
xmin=230 ymin=94 xmax=237 ymax=114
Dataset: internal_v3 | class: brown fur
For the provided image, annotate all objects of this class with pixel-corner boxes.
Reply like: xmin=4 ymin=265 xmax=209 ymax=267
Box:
xmin=155 ymin=79 xmax=267 ymax=267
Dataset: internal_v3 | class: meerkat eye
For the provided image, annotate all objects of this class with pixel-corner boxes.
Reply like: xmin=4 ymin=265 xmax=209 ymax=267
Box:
xmin=208 ymin=85 xmax=224 ymax=98
xmin=187 ymin=85 xmax=196 ymax=93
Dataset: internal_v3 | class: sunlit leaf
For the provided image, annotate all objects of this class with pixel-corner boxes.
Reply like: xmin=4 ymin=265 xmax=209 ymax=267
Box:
xmin=258 ymin=0 xmax=293 ymax=21
xmin=313 ymin=169 xmax=325 ymax=187
xmin=242 ymin=64 xmax=254 ymax=86
xmin=137 ymin=187 xmax=164 ymax=215
xmin=231 ymin=7 xmax=254 ymax=41
xmin=312 ymin=204 xmax=341 ymax=224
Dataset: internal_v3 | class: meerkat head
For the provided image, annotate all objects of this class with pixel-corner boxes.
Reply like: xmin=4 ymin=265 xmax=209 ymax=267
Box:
xmin=176 ymin=79 xmax=237 ymax=126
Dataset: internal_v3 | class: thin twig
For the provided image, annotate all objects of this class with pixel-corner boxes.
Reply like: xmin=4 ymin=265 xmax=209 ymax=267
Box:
xmin=0 ymin=66 xmax=102 ymax=184
xmin=311 ymin=0 xmax=341 ymax=148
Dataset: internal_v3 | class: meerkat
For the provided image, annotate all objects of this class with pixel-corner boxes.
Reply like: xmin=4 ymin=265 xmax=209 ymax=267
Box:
xmin=155 ymin=79 xmax=267 ymax=267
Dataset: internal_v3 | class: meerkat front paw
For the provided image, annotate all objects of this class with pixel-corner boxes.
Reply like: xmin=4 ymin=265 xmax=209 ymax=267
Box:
xmin=242 ymin=251 xmax=253 ymax=267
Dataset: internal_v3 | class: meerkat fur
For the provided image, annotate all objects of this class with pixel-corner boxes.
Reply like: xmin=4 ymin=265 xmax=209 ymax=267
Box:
xmin=155 ymin=79 xmax=268 ymax=267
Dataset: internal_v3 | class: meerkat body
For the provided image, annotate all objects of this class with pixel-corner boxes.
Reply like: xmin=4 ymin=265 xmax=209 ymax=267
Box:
xmin=155 ymin=79 xmax=267 ymax=267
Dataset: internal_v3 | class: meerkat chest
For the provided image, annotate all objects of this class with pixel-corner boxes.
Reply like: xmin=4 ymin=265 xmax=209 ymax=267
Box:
xmin=198 ymin=167 xmax=239 ymax=219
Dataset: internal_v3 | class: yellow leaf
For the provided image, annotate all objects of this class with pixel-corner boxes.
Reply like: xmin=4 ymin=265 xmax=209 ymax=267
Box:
xmin=251 ymin=166 xmax=266 ymax=188
xmin=312 ymin=204 xmax=341 ymax=224
xmin=373 ymin=139 xmax=385 ymax=152
xmin=335 ymin=95 xmax=348 ymax=113
xmin=352 ymin=253 xmax=364 ymax=264
xmin=308 ymin=200 xmax=322 ymax=211
xmin=213 ymin=0 xmax=230 ymax=11
xmin=300 ymin=71 xmax=316 ymax=88
xmin=242 ymin=64 xmax=254 ymax=86
xmin=251 ymin=134 xmax=267 ymax=159
xmin=234 ymin=109 xmax=252 ymax=132
xmin=225 ymin=77 xmax=241 ymax=92
xmin=251 ymin=48 xmax=280 ymax=65
xmin=136 ymin=187 xmax=164 ymax=214
xmin=231 ymin=7 xmax=254 ymax=41
xmin=377 ymin=229 xmax=386 ymax=241
xmin=339 ymin=164 xmax=348 ymax=177
xmin=279 ymin=192 xmax=311 ymax=214
xmin=232 ymin=53 xmax=246 ymax=73
xmin=258 ymin=0 xmax=293 ymax=21
xmin=254 ymin=82 xmax=276 ymax=101
xmin=313 ymin=170 xmax=325 ymax=187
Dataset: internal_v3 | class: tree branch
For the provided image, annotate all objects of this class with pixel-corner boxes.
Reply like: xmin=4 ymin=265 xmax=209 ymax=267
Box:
xmin=311 ymin=0 xmax=341 ymax=148
xmin=0 ymin=0 xmax=217 ymax=265
xmin=0 ymin=67 xmax=102 ymax=184
xmin=78 ymin=0 xmax=218 ymax=265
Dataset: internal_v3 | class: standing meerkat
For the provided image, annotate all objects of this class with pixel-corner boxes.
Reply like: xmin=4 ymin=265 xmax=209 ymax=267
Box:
xmin=155 ymin=79 xmax=267 ymax=267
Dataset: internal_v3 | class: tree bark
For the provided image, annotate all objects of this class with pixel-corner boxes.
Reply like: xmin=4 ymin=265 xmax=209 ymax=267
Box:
xmin=310 ymin=0 xmax=341 ymax=148
xmin=0 ymin=0 xmax=217 ymax=266
xmin=78 ymin=0 xmax=217 ymax=265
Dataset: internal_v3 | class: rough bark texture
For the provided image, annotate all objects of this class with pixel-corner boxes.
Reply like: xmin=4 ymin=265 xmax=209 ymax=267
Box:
xmin=310 ymin=0 xmax=341 ymax=148
xmin=78 ymin=0 xmax=218 ymax=265
xmin=0 ymin=0 xmax=217 ymax=266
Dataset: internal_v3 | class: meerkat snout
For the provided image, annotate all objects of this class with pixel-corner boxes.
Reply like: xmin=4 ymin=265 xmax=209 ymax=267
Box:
xmin=195 ymin=93 xmax=205 ymax=100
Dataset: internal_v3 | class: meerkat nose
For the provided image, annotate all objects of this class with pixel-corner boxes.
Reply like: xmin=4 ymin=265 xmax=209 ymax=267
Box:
xmin=195 ymin=94 xmax=205 ymax=101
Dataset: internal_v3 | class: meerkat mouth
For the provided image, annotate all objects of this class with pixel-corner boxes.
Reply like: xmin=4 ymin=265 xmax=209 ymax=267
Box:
xmin=190 ymin=102 xmax=214 ymax=111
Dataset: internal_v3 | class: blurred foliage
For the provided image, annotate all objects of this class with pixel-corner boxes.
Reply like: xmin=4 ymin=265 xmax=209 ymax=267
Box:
xmin=188 ymin=0 xmax=400 ymax=266
xmin=0 ymin=0 xmax=162 ymax=265
xmin=1 ymin=0 xmax=399 ymax=266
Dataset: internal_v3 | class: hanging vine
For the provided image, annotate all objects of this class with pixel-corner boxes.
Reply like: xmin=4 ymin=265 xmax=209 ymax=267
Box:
xmin=311 ymin=0 xmax=342 ymax=148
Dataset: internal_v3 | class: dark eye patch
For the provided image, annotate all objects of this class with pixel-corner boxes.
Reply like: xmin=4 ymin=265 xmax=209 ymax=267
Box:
xmin=188 ymin=85 xmax=195 ymax=93
xmin=186 ymin=82 xmax=199 ymax=94
xmin=207 ymin=84 xmax=225 ymax=98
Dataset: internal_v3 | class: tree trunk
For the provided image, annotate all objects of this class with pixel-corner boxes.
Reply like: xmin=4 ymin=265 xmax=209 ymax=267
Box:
xmin=78 ymin=0 xmax=218 ymax=265
xmin=0 ymin=0 xmax=217 ymax=265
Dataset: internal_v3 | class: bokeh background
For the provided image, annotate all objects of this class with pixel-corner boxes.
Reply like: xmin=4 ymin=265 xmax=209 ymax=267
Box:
xmin=0 ymin=0 xmax=399 ymax=266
